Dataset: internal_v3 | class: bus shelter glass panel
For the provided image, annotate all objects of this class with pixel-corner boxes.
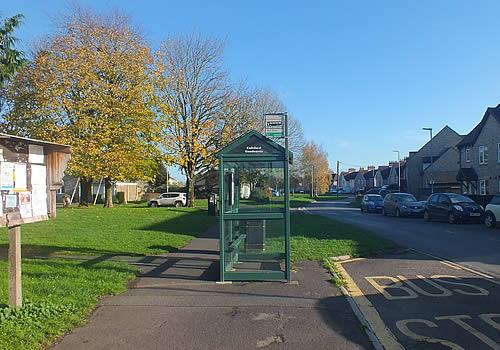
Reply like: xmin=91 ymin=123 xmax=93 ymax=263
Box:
xmin=223 ymin=161 xmax=285 ymax=214
xmin=223 ymin=219 xmax=285 ymax=276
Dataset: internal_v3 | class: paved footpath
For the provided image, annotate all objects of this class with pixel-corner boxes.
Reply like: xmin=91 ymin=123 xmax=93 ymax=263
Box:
xmin=336 ymin=249 xmax=500 ymax=350
xmin=52 ymin=225 xmax=372 ymax=350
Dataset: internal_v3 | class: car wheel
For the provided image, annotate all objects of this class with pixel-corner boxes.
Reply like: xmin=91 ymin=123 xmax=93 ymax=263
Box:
xmin=382 ymin=207 xmax=387 ymax=216
xmin=175 ymin=201 xmax=182 ymax=208
xmin=424 ymin=210 xmax=431 ymax=222
xmin=396 ymin=209 xmax=401 ymax=218
xmin=484 ymin=212 xmax=496 ymax=228
xmin=448 ymin=212 xmax=457 ymax=224
xmin=151 ymin=201 xmax=158 ymax=208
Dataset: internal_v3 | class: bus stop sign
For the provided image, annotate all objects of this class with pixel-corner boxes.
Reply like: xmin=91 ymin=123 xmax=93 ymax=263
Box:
xmin=264 ymin=114 xmax=284 ymax=138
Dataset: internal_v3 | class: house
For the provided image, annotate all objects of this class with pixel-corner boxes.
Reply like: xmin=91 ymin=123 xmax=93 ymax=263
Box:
xmin=456 ymin=104 xmax=500 ymax=195
xmin=354 ymin=170 xmax=367 ymax=192
xmin=363 ymin=166 xmax=377 ymax=189
xmin=421 ymin=147 xmax=461 ymax=194
xmin=374 ymin=166 xmax=390 ymax=187
xmin=341 ymin=170 xmax=358 ymax=193
xmin=405 ymin=126 xmax=463 ymax=198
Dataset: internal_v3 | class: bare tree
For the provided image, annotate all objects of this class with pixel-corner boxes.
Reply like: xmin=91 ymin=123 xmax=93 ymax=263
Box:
xmin=156 ymin=35 xmax=229 ymax=207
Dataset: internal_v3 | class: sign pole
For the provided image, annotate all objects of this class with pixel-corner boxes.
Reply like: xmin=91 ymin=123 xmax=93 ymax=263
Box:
xmin=8 ymin=225 xmax=22 ymax=308
xmin=284 ymin=112 xmax=291 ymax=283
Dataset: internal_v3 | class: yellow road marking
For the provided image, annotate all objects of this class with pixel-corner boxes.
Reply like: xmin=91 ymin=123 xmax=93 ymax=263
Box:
xmin=339 ymin=257 xmax=365 ymax=264
xmin=440 ymin=261 xmax=462 ymax=270
xmin=336 ymin=262 xmax=404 ymax=350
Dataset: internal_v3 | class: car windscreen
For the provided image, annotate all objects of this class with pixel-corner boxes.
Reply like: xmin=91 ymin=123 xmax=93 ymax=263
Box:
xmin=447 ymin=194 xmax=475 ymax=204
xmin=395 ymin=194 xmax=417 ymax=202
xmin=367 ymin=195 xmax=383 ymax=201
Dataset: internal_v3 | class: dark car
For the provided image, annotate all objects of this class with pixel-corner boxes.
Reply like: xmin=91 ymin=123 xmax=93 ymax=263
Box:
xmin=382 ymin=193 xmax=425 ymax=217
xmin=365 ymin=188 xmax=381 ymax=195
xmin=361 ymin=194 xmax=384 ymax=213
xmin=424 ymin=193 xmax=484 ymax=224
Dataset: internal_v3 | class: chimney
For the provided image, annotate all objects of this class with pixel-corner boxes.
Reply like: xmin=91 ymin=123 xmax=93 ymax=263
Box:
xmin=359 ymin=167 xmax=365 ymax=171
xmin=367 ymin=165 xmax=375 ymax=171
xmin=348 ymin=168 xmax=355 ymax=173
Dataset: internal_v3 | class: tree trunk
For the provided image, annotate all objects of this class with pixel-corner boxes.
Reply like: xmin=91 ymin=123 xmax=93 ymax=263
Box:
xmin=104 ymin=177 xmax=113 ymax=208
xmin=186 ymin=173 xmax=196 ymax=208
xmin=79 ymin=178 xmax=93 ymax=206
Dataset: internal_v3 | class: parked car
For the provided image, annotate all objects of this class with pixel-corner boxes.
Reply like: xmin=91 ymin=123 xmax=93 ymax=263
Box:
xmin=484 ymin=195 xmax=500 ymax=228
xmin=148 ymin=192 xmax=187 ymax=207
xmin=424 ymin=193 xmax=484 ymax=224
xmin=365 ymin=188 xmax=381 ymax=195
xmin=382 ymin=193 xmax=425 ymax=217
xmin=361 ymin=194 xmax=384 ymax=213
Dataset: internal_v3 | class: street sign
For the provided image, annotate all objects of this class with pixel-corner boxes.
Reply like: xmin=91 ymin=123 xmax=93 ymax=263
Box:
xmin=264 ymin=114 xmax=284 ymax=138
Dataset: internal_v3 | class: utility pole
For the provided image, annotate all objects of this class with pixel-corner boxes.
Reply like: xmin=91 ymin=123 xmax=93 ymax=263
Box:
xmin=336 ymin=160 xmax=340 ymax=199
xmin=311 ymin=165 xmax=314 ymax=198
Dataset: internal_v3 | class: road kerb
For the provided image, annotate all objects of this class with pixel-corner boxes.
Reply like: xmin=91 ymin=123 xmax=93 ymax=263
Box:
xmin=331 ymin=260 xmax=404 ymax=350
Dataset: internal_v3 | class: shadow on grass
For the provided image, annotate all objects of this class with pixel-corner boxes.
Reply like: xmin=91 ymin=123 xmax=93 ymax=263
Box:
xmin=0 ymin=244 xmax=146 ymax=259
xmin=139 ymin=208 xmax=216 ymax=236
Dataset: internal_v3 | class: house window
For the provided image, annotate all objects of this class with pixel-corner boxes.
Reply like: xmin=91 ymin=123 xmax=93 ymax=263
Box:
xmin=465 ymin=147 xmax=471 ymax=162
xmin=479 ymin=146 xmax=488 ymax=165
xmin=479 ymin=179 xmax=489 ymax=195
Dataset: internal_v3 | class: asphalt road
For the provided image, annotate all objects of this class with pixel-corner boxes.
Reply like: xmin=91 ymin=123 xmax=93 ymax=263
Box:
xmin=305 ymin=198 xmax=500 ymax=279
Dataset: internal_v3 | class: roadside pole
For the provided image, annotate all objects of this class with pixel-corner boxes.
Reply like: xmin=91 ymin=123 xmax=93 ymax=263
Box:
xmin=336 ymin=160 xmax=340 ymax=199
xmin=284 ymin=112 xmax=291 ymax=283
xmin=8 ymin=225 xmax=22 ymax=308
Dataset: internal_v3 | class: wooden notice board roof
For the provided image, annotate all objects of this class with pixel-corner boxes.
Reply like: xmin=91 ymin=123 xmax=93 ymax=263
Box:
xmin=0 ymin=133 xmax=71 ymax=153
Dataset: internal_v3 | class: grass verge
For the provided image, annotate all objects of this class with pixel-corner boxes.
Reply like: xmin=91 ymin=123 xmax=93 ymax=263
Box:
xmin=290 ymin=213 xmax=393 ymax=262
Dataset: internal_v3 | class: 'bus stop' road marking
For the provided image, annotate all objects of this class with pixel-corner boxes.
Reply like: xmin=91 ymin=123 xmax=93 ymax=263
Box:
xmin=335 ymin=250 xmax=500 ymax=350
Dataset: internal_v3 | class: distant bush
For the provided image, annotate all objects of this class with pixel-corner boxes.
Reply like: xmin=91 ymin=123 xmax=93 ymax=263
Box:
xmin=250 ymin=188 xmax=270 ymax=201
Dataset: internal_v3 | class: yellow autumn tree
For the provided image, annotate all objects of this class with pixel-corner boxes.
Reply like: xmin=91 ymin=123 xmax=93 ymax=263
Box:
xmin=3 ymin=8 xmax=160 ymax=207
xmin=300 ymin=142 xmax=331 ymax=196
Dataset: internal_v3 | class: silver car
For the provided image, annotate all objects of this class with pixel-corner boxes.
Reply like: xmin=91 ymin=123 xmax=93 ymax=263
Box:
xmin=148 ymin=192 xmax=187 ymax=208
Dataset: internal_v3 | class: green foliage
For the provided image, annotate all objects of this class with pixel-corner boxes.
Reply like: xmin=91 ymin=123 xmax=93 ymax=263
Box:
xmin=0 ymin=14 xmax=25 ymax=85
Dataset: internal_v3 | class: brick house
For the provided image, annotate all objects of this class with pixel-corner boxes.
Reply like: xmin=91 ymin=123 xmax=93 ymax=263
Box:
xmin=456 ymin=104 xmax=500 ymax=195
xmin=405 ymin=126 xmax=463 ymax=198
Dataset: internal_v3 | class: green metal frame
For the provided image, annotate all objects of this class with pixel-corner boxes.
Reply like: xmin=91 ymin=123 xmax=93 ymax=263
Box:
xmin=216 ymin=129 xmax=292 ymax=282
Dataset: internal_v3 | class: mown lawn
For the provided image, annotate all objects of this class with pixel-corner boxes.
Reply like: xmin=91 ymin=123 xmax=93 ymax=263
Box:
xmin=0 ymin=204 xmax=216 ymax=350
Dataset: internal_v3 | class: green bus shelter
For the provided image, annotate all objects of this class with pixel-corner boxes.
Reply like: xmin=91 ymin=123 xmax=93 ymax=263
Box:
xmin=216 ymin=130 xmax=292 ymax=282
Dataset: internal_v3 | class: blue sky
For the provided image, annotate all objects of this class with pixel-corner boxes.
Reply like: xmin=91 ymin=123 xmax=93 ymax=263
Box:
xmin=2 ymin=0 xmax=500 ymax=174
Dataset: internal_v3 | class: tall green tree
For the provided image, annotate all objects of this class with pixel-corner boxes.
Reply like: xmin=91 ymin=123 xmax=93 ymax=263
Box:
xmin=0 ymin=14 xmax=25 ymax=114
xmin=0 ymin=14 xmax=25 ymax=84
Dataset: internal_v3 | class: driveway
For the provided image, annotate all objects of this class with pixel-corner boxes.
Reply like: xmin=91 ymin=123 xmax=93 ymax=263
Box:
xmin=304 ymin=199 xmax=500 ymax=278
